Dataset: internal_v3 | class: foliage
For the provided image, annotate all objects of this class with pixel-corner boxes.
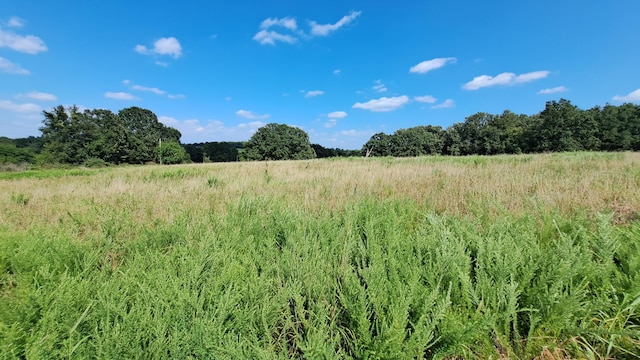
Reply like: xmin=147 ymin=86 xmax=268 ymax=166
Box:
xmin=363 ymin=100 xmax=640 ymax=157
xmin=242 ymin=123 xmax=316 ymax=161
xmin=1 ymin=154 xmax=639 ymax=358
xmin=311 ymin=144 xmax=360 ymax=158
xmin=154 ymin=141 xmax=190 ymax=164
xmin=38 ymin=105 xmax=182 ymax=165
xmin=183 ymin=141 xmax=244 ymax=163
xmin=0 ymin=144 xmax=35 ymax=165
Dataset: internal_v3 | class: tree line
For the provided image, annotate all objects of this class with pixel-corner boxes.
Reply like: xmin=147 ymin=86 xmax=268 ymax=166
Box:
xmin=363 ymin=100 xmax=640 ymax=157
xmin=1 ymin=99 xmax=639 ymax=168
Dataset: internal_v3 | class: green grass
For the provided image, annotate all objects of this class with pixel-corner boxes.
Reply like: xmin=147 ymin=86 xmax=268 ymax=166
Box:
xmin=1 ymin=153 xmax=639 ymax=359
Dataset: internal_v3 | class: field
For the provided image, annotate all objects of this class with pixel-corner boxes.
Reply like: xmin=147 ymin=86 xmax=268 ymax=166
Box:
xmin=1 ymin=153 xmax=639 ymax=359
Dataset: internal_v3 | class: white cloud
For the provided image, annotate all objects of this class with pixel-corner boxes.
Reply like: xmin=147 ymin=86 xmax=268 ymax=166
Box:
xmin=431 ymin=99 xmax=455 ymax=109
xmin=613 ymin=89 xmax=640 ymax=103
xmin=253 ymin=30 xmax=298 ymax=45
xmin=414 ymin=95 xmax=437 ymax=103
xmin=17 ymin=91 xmax=57 ymax=102
xmin=538 ymin=86 xmax=568 ymax=95
xmin=104 ymin=92 xmax=137 ymax=100
xmin=305 ymin=90 xmax=324 ymax=98
xmin=155 ymin=61 xmax=169 ymax=67
xmin=236 ymin=109 xmax=270 ymax=120
xmin=0 ymin=100 xmax=41 ymax=113
xmin=352 ymin=95 xmax=409 ymax=112
xmin=328 ymin=111 xmax=347 ymax=119
xmin=463 ymin=70 xmax=550 ymax=90
xmin=135 ymin=37 xmax=182 ymax=58
xmin=7 ymin=17 xmax=25 ymax=28
xmin=260 ymin=17 xmax=298 ymax=31
xmin=0 ymin=56 xmax=29 ymax=75
xmin=0 ymin=28 xmax=47 ymax=54
xmin=309 ymin=11 xmax=361 ymax=36
xmin=333 ymin=69 xmax=341 ymax=75
xmin=132 ymin=84 xmax=165 ymax=95
xmin=168 ymin=94 xmax=185 ymax=99
xmin=409 ymin=57 xmax=456 ymax=74
xmin=324 ymin=119 xmax=337 ymax=128
xmin=373 ymin=80 xmax=387 ymax=93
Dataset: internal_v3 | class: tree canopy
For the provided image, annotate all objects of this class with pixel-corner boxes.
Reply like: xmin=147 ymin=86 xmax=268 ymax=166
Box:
xmin=242 ymin=123 xmax=316 ymax=161
xmin=39 ymin=105 xmax=183 ymax=165
xmin=363 ymin=100 xmax=640 ymax=157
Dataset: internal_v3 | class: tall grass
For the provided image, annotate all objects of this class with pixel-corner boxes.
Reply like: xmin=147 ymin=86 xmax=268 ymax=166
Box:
xmin=1 ymin=152 xmax=639 ymax=358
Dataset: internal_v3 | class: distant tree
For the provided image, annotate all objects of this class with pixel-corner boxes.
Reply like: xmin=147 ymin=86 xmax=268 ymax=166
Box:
xmin=242 ymin=123 xmax=316 ymax=161
xmin=39 ymin=105 xmax=182 ymax=165
xmin=362 ymin=132 xmax=393 ymax=157
xmin=312 ymin=144 xmax=361 ymax=158
xmin=390 ymin=126 xmax=445 ymax=156
xmin=155 ymin=141 xmax=190 ymax=164
xmin=0 ymin=144 xmax=35 ymax=164
xmin=118 ymin=107 xmax=181 ymax=163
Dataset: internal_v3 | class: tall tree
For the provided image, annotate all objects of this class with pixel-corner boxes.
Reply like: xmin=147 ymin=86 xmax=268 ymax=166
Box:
xmin=242 ymin=123 xmax=316 ymax=161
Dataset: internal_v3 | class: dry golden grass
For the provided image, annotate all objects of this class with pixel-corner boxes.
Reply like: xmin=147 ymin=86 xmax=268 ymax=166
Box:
xmin=1 ymin=152 xmax=639 ymax=234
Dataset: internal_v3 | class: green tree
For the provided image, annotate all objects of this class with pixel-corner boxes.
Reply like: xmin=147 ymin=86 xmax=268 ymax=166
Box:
xmin=118 ymin=107 xmax=181 ymax=163
xmin=242 ymin=123 xmax=316 ymax=161
xmin=362 ymin=132 xmax=393 ymax=157
xmin=155 ymin=141 xmax=190 ymax=164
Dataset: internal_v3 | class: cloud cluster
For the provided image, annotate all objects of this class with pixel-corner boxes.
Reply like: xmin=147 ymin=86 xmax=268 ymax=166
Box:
xmin=463 ymin=71 xmax=549 ymax=90
xmin=158 ymin=116 xmax=266 ymax=142
xmin=0 ymin=100 xmax=41 ymax=113
xmin=414 ymin=95 xmax=436 ymax=103
xmin=135 ymin=37 xmax=182 ymax=59
xmin=0 ymin=17 xmax=47 ymax=76
xmin=373 ymin=80 xmax=388 ymax=93
xmin=431 ymin=99 xmax=455 ymax=109
xmin=254 ymin=11 xmax=361 ymax=46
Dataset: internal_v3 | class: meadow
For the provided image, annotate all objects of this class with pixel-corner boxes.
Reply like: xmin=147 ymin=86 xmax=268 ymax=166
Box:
xmin=1 ymin=152 xmax=639 ymax=359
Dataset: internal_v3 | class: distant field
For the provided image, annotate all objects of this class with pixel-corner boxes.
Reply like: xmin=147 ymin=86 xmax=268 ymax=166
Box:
xmin=1 ymin=153 xmax=639 ymax=359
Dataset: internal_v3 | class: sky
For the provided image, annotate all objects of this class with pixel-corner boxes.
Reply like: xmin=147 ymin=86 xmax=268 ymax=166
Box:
xmin=1 ymin=1 xmax=639 ymax=149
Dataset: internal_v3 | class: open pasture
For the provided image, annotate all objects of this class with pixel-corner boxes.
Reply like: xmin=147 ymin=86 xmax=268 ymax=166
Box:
xmin=1 ymin=153 xmax=639 ymax=358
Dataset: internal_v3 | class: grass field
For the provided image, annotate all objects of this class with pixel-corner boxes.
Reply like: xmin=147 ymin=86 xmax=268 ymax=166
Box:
xmin=1 ymin=152 xmax=639 ymax=359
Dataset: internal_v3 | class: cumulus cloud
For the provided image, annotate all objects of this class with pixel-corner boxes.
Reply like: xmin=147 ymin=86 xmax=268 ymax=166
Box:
xmin=236 ymin=109 xmax=270 ymax=120
xmin=613 ymin=89 xmax=640 ymax=103
xmin=537 ymin=86 xmax=568 ymax=95
xmin=104 ymin=92 xmax=137 ymax=100
xmin=328 ymin=111 xmax=347 ymax=119
xmin=414 ymin=95 xmax=437 ymax=103
xmin=305 ymin=90 xmax=324 ymax=98
xmin=0 ymin=100 xmax=41 ymax=113
xmin=409 ymin=57 xmax=456 ymax=74
xmin=0 ymin=27 xmax=47 ymax=54
xmin=135 ymin=37 xmax=182 ymax=58
xmin=0 ymin=56 xmax=29 ymax=74
xmin=309 ymin=11 xmax=361 ymax=36
xmin=253 ymin=30 xmax=297 ymax=45
xmin=17 ymin=91 xmax=57 ymax=101
xmin=352 ymin=95 xmax=410 ymax=112
xmin=464 ymin=70 xmax=550 ymax=90
xmin=431 ymin=99 xmax=455 ymax=109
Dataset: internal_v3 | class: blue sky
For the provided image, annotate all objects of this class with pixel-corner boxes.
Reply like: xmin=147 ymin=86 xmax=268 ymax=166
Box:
xmin=1 ymin=1 xmax=639 ymax=149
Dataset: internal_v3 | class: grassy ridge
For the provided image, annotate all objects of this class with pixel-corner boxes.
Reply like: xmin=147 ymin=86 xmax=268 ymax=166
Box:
xmin=1 ymin=153 xmax=639 ymax=358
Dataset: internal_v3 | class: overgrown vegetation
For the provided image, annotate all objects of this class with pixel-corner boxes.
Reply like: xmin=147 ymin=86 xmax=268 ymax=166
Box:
xmin=1 ymin=153 xmax=639 ymax=358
